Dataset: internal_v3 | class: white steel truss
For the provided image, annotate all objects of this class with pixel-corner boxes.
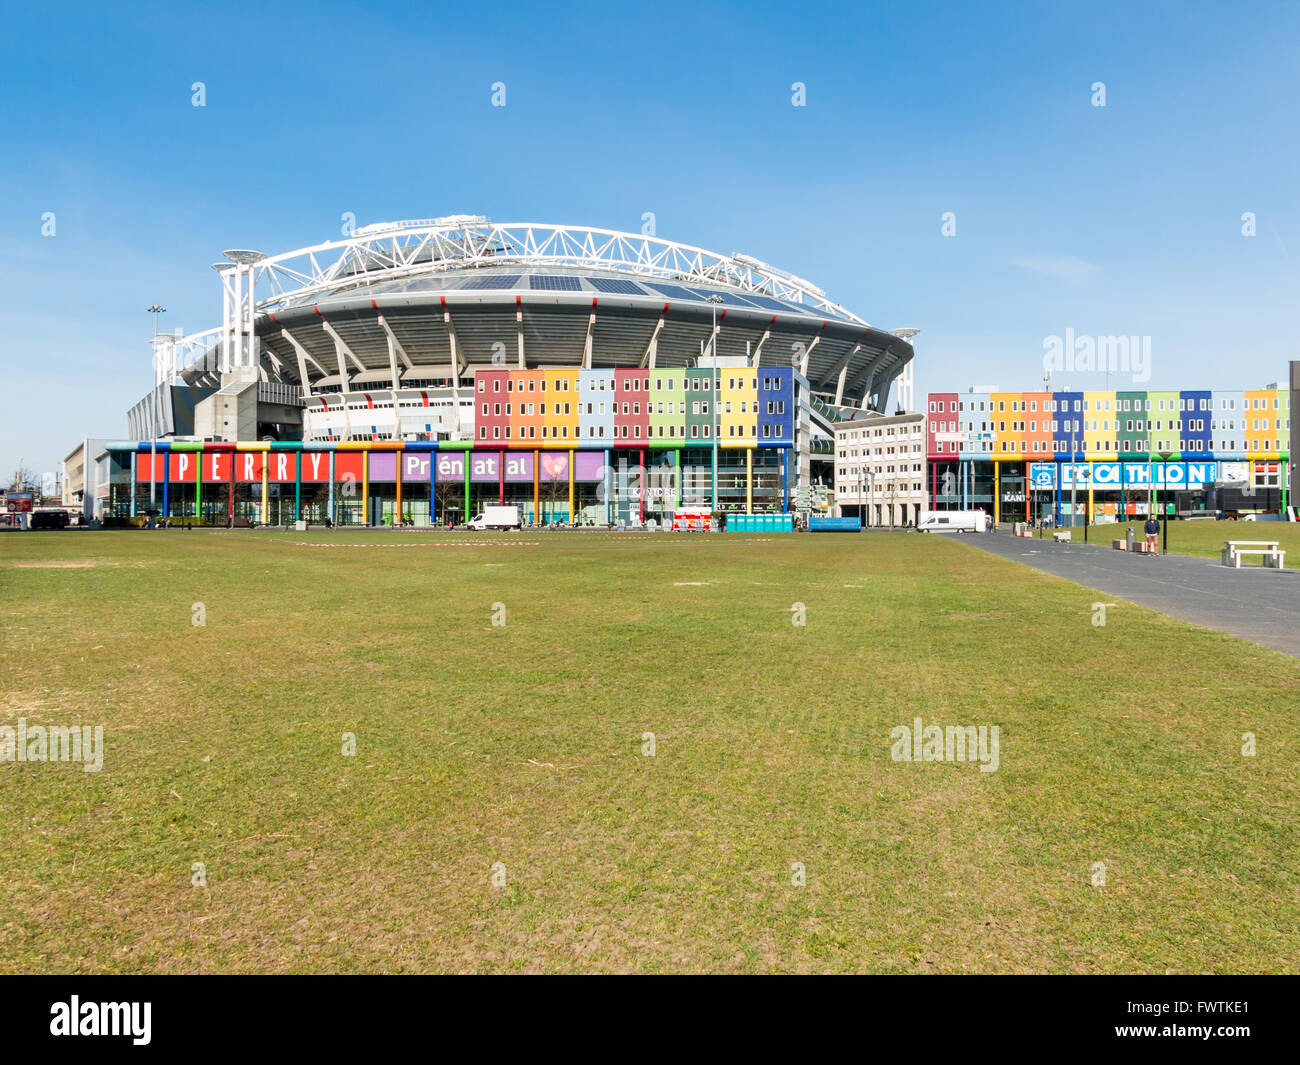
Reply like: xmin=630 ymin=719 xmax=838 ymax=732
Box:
xmin=153 ymin=217 xmax=881 ymax=387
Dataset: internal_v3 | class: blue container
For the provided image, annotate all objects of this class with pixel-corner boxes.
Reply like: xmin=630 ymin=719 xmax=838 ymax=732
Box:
xmin=809 ymin=516 xmax=862 ymax=532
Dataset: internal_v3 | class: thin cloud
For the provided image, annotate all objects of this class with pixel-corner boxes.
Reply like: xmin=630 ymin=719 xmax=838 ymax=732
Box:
xmin=1012 ymin=255 xmax=1098 ymax=286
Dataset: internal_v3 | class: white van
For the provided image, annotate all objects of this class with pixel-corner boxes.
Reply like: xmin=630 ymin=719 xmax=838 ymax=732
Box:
xmin=467 ymin=505 xmax=522 ymax=531
xmin=917 ymin=510 xmax=987 ymax=534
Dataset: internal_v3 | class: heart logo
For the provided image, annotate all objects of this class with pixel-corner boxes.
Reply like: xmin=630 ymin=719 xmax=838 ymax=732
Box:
xmin=541 ymin=454 xmax=567 ymax=480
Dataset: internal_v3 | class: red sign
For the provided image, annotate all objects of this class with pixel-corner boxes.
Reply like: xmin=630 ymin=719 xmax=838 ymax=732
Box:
xmin=203 ymin=452 xmax=232 ymax=482
xmin=234 ymin=452 xmax=264 ymax=483
xmin=138 ymin=453 xmax=165 ymax=481
xmin=167 ymin=452 xmax=198 ymax=482
xmin=335 ymin=453 xmax=363 ymax=483
xmin=5 ymin=493 xmax=33 ymax=513
xmin=267 ymin=452 xmax=298 ymax=483
xmin=300 ymin=451 xmax=330 ymax=483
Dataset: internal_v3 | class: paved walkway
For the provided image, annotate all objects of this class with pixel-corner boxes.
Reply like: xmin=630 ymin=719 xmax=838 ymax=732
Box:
xmin=962 ymin=530 xmax=1300 ymax=659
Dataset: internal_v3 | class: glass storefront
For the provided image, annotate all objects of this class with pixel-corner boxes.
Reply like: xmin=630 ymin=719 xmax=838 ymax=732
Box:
xmin=103 ymin=447 xmax=795 ymax=526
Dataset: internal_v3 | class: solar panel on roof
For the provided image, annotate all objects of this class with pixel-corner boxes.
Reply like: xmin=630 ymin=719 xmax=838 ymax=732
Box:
xmin=644 ymin=282 xmax=698 ymax=301
xmin=529 ymin=275 xmax=582 ymax=291
xmin=687 ymin=287 xmax=763 ymax=308
xmin=460 ymin=274 xmax=521 ymax=290
xmin=745 ymin=294 xmax=808 ymax=314
xmin=588 ymin=277 xmax=647 ymax=295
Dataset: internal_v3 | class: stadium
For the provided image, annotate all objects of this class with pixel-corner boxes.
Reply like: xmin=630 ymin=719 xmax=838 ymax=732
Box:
xmin=102 ymin=217 xmax=916 ymax=525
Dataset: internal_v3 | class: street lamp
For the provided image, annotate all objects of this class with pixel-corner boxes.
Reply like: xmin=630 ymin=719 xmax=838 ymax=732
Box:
xmin=705 ymin=295 xmax=724 ymax=513
xmin=143 ymin=303 xmax=165 ymax=517
xmin=857 ymin=460 xmax=864 ymax=526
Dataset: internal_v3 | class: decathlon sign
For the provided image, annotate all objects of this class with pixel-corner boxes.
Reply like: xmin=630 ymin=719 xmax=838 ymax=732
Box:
xmin=1061 ymin=461 xmax=1217 ymax=489
xmin=1029 ymin=463 xmax=1057 ymax=489
xmin=1030 ymin=462 xmax=1217 ymax=489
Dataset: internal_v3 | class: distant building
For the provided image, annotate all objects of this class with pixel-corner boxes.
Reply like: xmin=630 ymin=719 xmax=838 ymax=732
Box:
xmin=62 ymin=438 xmax=110 ymax=523
xmin=926 ymin=385 xmax=1291 ymax=523
xmin=834 ymin=410 xmax=926 ymax=526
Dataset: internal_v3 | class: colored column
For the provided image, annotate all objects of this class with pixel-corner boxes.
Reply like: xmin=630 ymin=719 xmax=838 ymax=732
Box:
xmin=328 ymin=451 xmax=336 ymax=523
xmin=499 ymin=450 xmax=505 ymax=505
xmin=129 ymin=452 xmax=137 ymax=518
xmin=781 ymin=449 xmax=788 ymax=513
xmin=261 ymin=454 xmax=269 ymax=525
xmin=162 ymin=459 xmax=170 ymax=518
xmin=294 ymin=452 xmax=302 ymax=521
xmin=993 ymin=459 xmax=1000 ymax=525
xmin=568 ymin=449 xmax=575 ymax=522
xmin=1087 ymin=469 xmax=1095 ymax=529
xmin=227 ymin=472 xmax=234 ymax=524
xmin=604 ymin=450 xmax=612 ymax=525
xmin=533 ymin=449 xmax=540 ymax=524
xmin=1054 ymin=460 xmax=1061 ymax=527
xmin=361 ymin=451 xmax=370 ymax=525
xmin=745 ymin=448 xmax=753 ymax=514
xmin=675 ymin=449 xmax=683 ymax=510
xmin=195 ymin=455 xmax=203 ymax=522
xmin=395 ymin=457 xmax=403 ymax=523
xmin=463 ymin=454 xmax=470 ymax=523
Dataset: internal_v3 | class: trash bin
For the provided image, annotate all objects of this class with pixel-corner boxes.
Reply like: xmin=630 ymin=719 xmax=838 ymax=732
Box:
xmin=1126 ymin=527 xmax=1136 ymax=551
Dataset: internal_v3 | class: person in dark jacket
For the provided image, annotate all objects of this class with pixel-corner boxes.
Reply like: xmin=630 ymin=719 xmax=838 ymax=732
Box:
xmin=1143 ymin=515 xmax=1160 ymax=552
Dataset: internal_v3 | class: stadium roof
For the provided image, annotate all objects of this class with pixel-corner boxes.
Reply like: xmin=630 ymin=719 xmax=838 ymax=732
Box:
xmin=154 ymin=219 xmax=915 ymax=409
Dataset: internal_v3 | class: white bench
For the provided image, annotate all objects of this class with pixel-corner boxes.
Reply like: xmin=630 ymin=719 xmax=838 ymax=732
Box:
xmin=1222 ymin=540 xmax=1286 ymax=569
xmin=1053 ymin=531 xmax=1071 ymax=543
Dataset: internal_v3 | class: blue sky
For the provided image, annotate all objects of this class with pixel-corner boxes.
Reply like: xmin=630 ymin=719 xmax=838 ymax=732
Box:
xmin=2 ymin=0 xmax=1298 ymax=474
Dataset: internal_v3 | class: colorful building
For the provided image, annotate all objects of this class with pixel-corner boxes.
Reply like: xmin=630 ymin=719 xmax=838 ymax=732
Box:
xmin=927 ymin=385 xmax=1291 ymax=523
xmin=99 ymin=366 xmax=796 ymax=526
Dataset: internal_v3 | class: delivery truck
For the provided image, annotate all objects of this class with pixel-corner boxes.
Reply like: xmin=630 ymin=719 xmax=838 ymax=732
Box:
xmin=467 ymin=505 xmax=522 ymax=531
xmin=917 ymin=509 xmax=988 ymax=534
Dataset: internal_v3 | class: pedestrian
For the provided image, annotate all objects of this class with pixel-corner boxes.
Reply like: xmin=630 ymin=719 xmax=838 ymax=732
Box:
xmin=1143 ymin=514 xmax=1160 ymax=553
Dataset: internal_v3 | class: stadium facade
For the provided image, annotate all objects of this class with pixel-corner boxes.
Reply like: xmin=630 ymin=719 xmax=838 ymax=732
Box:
xmin=98 ymin=217 xmax=917 ymax=524
xmin=925 ymin=385 xmax=1292 ymax=524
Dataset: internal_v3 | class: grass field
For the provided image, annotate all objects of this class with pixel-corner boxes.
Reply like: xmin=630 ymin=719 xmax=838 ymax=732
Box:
xmin=1094 ymin=519 xmax=1300 ymax=561
xmin=2 ymin=528 xmax=1297 ymax=973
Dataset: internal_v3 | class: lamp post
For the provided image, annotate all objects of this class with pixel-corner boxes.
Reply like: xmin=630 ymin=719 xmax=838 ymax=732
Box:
xmin=858 ymin=460 xmax=864 ymax=526
xmin=144 ymin=306 xmax=164 ymax=517
xmin=705 ymin=295 xmax=724 ymax=514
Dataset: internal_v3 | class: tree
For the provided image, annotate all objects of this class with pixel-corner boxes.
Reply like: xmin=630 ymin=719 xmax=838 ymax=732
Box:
xmin=540 ymin=470 xmax=567 ymax=524
xmin=11 ymin=463 xmax=41 ymax=494
xmin=434 ymin=480 xmax=462 ymax=523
